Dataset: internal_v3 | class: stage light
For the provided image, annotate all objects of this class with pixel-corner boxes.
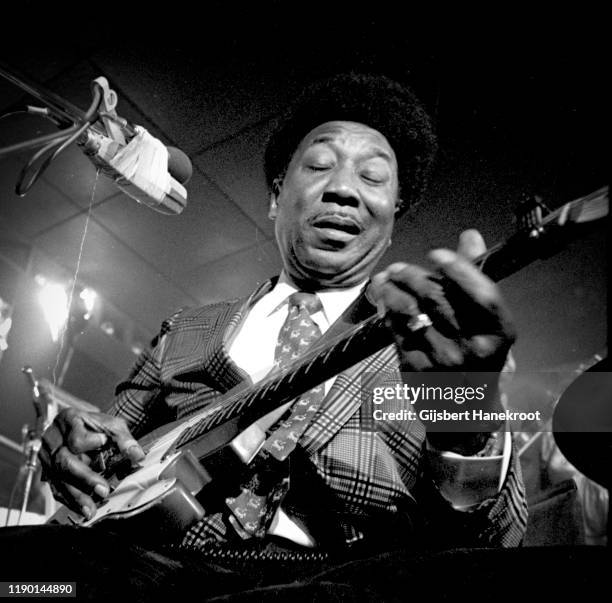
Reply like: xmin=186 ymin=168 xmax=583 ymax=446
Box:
xmin=0 ymin=297 xmax=12 ymax=354
xmin=35 ymin=277 xmax=69 ymax=343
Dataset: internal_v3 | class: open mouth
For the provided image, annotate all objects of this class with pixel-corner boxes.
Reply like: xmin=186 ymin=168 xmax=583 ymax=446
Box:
xmin=311 ymin=215 xmax=362 ymax=236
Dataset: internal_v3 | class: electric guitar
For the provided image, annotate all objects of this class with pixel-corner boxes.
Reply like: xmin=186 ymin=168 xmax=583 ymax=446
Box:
xmin=46 ymin=186 xmax=608 ymax=543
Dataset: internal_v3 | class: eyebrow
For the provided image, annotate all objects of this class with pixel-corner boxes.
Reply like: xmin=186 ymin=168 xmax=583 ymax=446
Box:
xmin=309 ymin=134 xmax=394 ymax=164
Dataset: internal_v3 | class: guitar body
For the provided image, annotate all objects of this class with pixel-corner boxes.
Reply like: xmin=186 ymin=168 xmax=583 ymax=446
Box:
xmin=49 ymin=448 xmax=210 ymax=542
xmin=48 ymin=406 xmax=289 ymax=543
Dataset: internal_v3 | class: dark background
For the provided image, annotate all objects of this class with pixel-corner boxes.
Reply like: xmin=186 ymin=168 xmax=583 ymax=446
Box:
xmin=0 ymin=4 xmax=607 ymax=496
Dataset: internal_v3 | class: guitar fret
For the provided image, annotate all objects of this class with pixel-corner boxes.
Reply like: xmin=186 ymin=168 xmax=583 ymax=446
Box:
xmin=170 ymin=318 xmax=389 ymax=450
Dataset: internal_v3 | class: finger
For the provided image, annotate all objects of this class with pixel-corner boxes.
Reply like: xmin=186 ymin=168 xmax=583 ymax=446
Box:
xmin=41 ymin=423 xmax=63 ymax=469
xmin=429 ymin=248 xmax=515 ymax=347
xmin=375 ymin=279 xmax=466 ymax=367
xmin=51 ymin=481 xmax=98 ymax=520
xmin=391 ymin=314 xmax=466 ymax=368
xmin=64 ymin=415 xmax=108 ymax=454
xmin=375 ymin=264 xmax=460 ymax=337
xmin=429 ymin=248 xmax=503 ymax=318
xmin=53 ymin=447 xmax=110 ymax=500
xmin=457 ymin=229 xmax=487 ymax=262
xmin=81 ymin=414 xmax=145 ymax=464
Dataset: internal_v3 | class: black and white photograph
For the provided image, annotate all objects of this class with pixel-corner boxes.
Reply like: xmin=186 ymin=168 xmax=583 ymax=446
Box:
xmin=0 ymin=3 xmax=608 ymax=600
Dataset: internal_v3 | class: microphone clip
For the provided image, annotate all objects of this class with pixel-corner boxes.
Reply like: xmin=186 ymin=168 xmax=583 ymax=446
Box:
xmin=92 ymin=77 xmax=127 ymax=146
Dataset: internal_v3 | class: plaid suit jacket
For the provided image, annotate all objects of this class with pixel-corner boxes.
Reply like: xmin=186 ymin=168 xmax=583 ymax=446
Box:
xmin=108 ymin=279 xmax=528 ymax=550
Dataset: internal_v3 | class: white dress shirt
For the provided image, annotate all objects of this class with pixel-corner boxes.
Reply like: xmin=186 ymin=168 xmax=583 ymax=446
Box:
xmin=228 ymin=272 xmax=366 ymax=392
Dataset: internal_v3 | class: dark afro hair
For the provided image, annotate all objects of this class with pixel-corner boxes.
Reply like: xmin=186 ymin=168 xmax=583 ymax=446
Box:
xmin=264 ymin=72 xmax=437 ymax=215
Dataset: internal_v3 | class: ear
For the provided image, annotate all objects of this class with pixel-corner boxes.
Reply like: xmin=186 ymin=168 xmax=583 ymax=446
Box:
xmin=268 ymin=193 xmax=279 ymax=220
xmin=268 ymin=178 xmax=282 ymax=220
xmin=394 ymin=199 xmax=403 ymax=215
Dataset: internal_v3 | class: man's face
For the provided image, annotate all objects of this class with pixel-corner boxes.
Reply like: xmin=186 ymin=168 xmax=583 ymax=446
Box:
xmin=269 ymin=121 xmax=400 ymax=288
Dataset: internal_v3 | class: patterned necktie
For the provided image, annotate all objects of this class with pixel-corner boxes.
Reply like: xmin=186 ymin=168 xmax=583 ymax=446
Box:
xmin=263 ymin=292 xmax=325 ymax=461
xmin=225 ymin=291 xmax=325 ymax=538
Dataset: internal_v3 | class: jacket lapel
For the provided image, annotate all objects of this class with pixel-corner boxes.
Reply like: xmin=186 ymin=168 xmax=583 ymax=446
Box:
xmin=203 ymin=278 xmax=278 ymax=393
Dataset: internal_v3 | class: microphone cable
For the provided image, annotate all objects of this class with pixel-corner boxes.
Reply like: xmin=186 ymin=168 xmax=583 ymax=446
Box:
xmin=0 ymin=84 xmax=103 ymax=195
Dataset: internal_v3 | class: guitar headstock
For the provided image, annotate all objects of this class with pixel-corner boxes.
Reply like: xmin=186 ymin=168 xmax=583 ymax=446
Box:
xmin=564 ymin=186 xmax=609 ymax=224
xmin=475 ymin=186 xmax=608 ymax=281
xmin=515 ymin=186 xmax=608 ymax=238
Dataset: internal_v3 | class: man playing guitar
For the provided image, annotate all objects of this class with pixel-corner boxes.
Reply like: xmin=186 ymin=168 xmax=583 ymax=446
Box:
xmin=4 ymin=72 xmax=529 ymax=600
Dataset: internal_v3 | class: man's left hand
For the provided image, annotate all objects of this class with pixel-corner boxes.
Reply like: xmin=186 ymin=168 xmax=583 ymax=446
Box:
xmin=369 ymin=230 xmax=515 ymax=452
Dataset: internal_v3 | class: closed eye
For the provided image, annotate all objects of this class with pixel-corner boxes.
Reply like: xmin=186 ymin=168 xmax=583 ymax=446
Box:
xmin=361 ymin=173 xmax=386 ymax=185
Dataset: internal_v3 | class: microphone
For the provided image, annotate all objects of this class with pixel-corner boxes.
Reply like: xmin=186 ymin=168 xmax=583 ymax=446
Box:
xmin=0 ymin=67 xmax=193 ymax=215
xmin=78 ymin=123 xmax=193 ymax=216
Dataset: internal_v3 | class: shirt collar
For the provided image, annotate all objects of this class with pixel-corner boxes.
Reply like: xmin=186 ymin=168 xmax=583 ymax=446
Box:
xmin=266 ymin=271 xmax=367 ymax=325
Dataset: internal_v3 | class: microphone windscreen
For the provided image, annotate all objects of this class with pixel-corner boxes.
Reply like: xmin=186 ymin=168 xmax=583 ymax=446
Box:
xmin=167 ymin=146 xmax=193 ymax=185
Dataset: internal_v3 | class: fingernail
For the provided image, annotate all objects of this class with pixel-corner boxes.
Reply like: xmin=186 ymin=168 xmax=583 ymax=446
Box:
xmin=430 ymin=249 xmax=455 ymax=265
xmin=128 ymin=444 xmax=145 ymax=461
xmin=81 ymin=505 xmax=93 ymax=520
xmin=94 ymin=484 xmax=109 ymax=498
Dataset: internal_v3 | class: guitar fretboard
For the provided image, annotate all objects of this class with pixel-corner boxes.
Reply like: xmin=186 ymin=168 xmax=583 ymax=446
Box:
xmin=171 ymin=314 xmax=392 ymax=450
xmin=162 ymin=187 xmax=609 ymax=455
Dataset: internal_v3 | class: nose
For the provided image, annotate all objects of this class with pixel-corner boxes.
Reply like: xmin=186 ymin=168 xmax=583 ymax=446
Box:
xmin=322 ymin=166 xmax=359 ymax=207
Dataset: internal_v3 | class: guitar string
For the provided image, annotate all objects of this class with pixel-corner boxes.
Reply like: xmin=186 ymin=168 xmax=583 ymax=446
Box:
xmin=169 ymin=315 xmax=387 ymax=451
xmin=128 ymin=223 xmax=521 ymax=457
xmin=114 ymin=314 xmax=385 ymax=465
xmin=117 ymin=187 xmax=610 ymax=461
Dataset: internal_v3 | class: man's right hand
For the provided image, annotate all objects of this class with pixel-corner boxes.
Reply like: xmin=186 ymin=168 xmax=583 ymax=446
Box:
xmin=40 ymin=406 xmax=145 ymax=519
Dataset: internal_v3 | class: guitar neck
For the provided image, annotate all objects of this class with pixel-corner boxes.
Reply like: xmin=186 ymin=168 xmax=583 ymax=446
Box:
xmin=156 ymin=187 xmax=610 ymax=452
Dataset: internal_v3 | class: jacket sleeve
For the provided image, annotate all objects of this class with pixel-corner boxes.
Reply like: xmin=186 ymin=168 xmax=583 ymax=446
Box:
xmin=417 ymin=437 xmax=529 ymax=547
xmin=106 ymin=309 xmax=184 ymax=438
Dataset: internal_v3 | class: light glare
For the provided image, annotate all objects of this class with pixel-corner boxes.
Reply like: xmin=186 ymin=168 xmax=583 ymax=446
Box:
xmin=79 ymin=288 xmax=97 ymax=317
xmin=39 ymin=282 xmax=69 ymax=342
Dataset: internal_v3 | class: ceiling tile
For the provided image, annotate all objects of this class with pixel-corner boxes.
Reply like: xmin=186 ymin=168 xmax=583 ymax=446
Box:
xmin=91 ymin=168 xmax=268 ymax=277
xmin=33 ymin=213 xmax=197 ymax=331
xmin=0 ymin=152 xmax=81 ymax=239
xmin=194 ymin=120 xmax=275 ymax=235
xmin=40 ymin=145 xmax=120 ymax=208
xmin=0 ymin=51 xmax=83 ymax=113
xmin=180 ymin=239 xmax=282 ymax=306
xmin=92 ymin=46 xmax=296 ymax=154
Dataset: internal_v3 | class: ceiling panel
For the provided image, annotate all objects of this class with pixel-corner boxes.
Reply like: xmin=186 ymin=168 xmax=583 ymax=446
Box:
xmin=0 ymin=49 xmax=82 ymax=113
xmin=180 ymin=238 xmax=282 ymax=306
xmin=33 ymin=213 xmax=197 ymax=331
xmin=0 ymin=152 xmax=81 ymax=239
xmin=91 ymin=167 xmax=269 ymax=278
xmin=38 ymin=145 xmax=120 ymax=209
xmin=193 ymin=119 xmax=276 ymax=236
xmin=92 ymin=46 xmax=298 ymax=154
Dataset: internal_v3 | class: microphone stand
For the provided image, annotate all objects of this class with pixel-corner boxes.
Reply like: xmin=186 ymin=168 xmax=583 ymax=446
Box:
xmin=4 ymin=367 xmax=55 ymax=526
